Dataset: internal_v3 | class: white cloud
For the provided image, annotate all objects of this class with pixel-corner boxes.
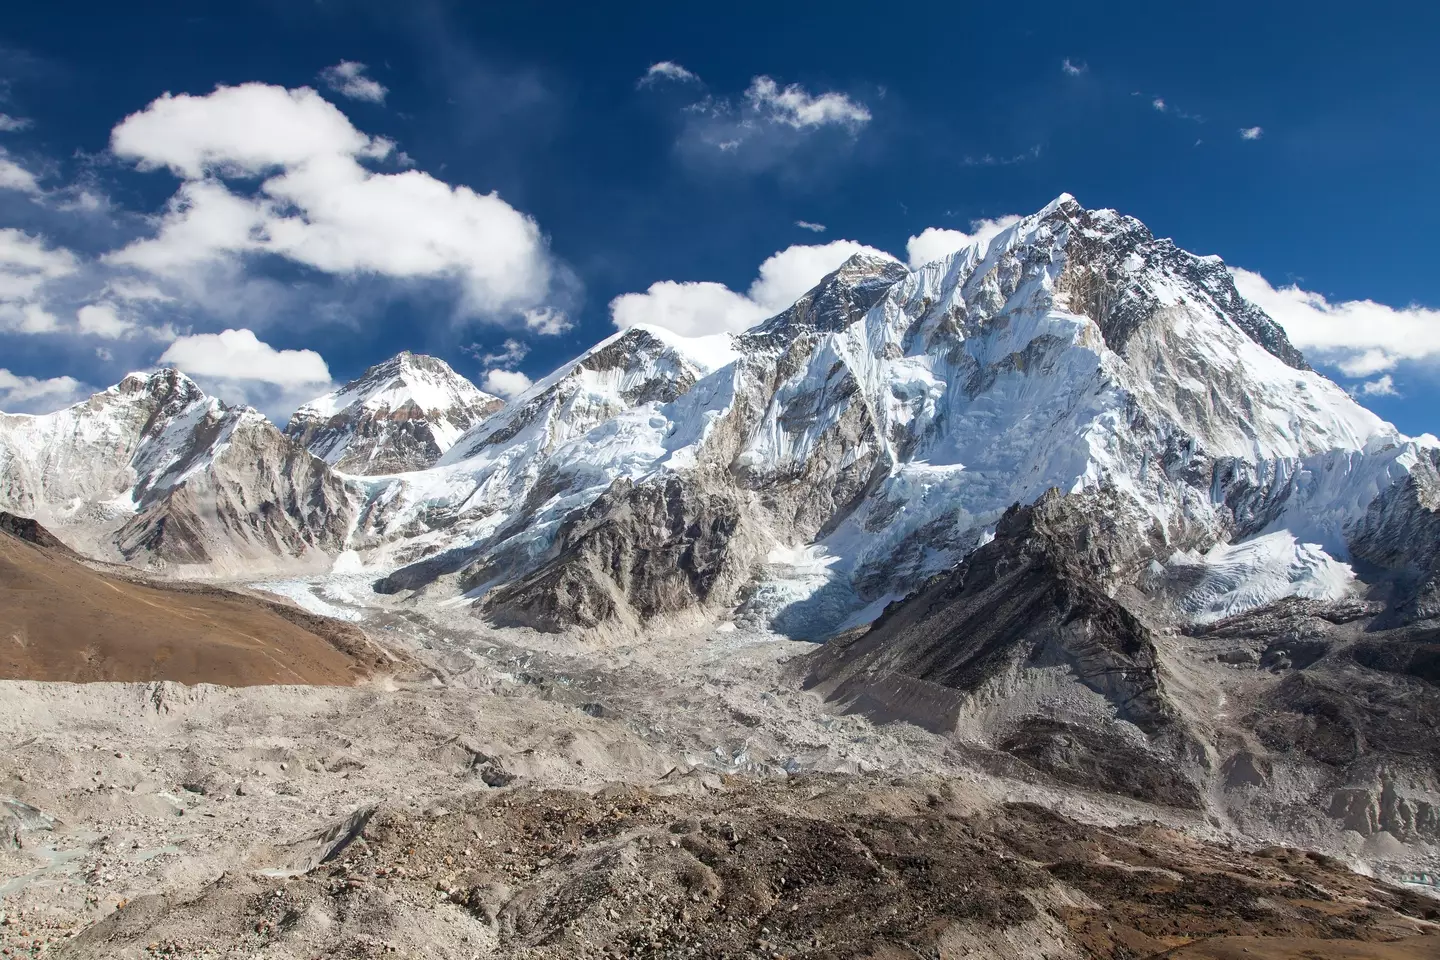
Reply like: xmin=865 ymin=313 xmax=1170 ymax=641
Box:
xmin=4 ymin=303 xmax=60 ymax=334
xmin=481 ymin=368 xmax=532 ymax=399
xmin=1240 ymin=126 xmax=1264 ymax=140
xmin=749 ymin=240 xmax=894 ymax=312
xmin=1061 ymin=59 xmax=1087 ymax=76
xmin=319 ymin=61 xmax=388 ymax=104
xmin=110 ymin=84 xmax=377 ymax=179
xmin=743 ymin=76 xmax=870 ymax=129
xmin=1231 ymin=267 xmax=1440 ymax=377
xmin=611 ymin=280 xmax=769 ymax=337
xmin=611 ymin=238 xmax=899 ymax=337
xmin=639 ymin=61 xmax=699 ymax=85
xmin=905 ymin=216 xmax=1022 ymax=268
xmin=522 ymin=306 xmax=571 ymax=336
xmin=0 ymin=369 xmax=92 ymax=414
xmin=0 ymin=114 xmax=32 ymax=132
xmin=75 ymin=302 xmax=136 ymax=339
xmin=0 ymin=229 xmax=78 ymax=333
xmin=159 ymin=328 xmax=331 ymax=386
xmin=107 ymin=83 xmax=561 ymax=320
xmin=1152 ymin=98 xmax=1166 ymax=112
xmin=1359 ymin=375 xmax=1398 ymax=397
xmin=795 ymin=220 xmax=826 ymax=233
xmin=0 ymin=148 xmax=40 ymax=193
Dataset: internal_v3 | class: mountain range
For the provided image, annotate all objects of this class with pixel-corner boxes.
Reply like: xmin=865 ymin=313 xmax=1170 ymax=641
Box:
xmin=3 ymin=194 xmax=1438 ymax=849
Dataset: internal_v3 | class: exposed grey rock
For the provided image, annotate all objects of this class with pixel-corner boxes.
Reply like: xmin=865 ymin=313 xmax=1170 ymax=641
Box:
xmin=804 ymin=490 xmax=1186 ymax=742
xmin=480 ymin=472 xmax=753 ymax=633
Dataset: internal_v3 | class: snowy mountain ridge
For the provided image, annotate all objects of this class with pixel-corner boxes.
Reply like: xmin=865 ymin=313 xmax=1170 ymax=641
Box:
xmin=1 ymin=194 xmax=1434 ymax=636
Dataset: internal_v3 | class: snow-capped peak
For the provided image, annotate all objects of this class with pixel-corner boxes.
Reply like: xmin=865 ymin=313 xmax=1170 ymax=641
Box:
xmin=286 ymin=352 xmax=502 ymax=475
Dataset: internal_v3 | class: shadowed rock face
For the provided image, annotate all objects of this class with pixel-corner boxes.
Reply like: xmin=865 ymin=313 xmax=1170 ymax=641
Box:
xmin=1188 ymin=598 xmax=1440 ymax=841
xmin=805 ymin=490 xmax=1179 ymax=737
xmin=481 ymin=473 xmax=751 ymax=633
xmin=1348 ymin=447 xmax=1440 ymax=624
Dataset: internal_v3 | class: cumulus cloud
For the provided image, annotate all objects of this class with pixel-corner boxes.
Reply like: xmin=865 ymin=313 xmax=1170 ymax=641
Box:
xmin=159 ymin=328 xmax=330 ymax=386
xmin=481 ymin=368 xmax=532 ymax=399
xmin=1152 ymin=98 xmax=1166 ymax=112
xmin=639 ymin=61 xmax=698 ymax=86
xmin=156 ymin=327 xmax=334 ymax=419
xmin=0 ymin=369 xmax=92 ymax=414
xmin=1231 ymin=267 xmax=1440 ymax=378
xmin=905 ymin=215 xmax=1022 ymax=268
xmin=1359 ymin=375 xmax=1398 ymax=397
xmin=611 ymin=238 xmax=898 ymax=337
xmin=795 ymin=220 xmax=826 ymax=233
xmin=611 ymin=280 xmax=769 ymax=337
xmin=0 ymin=148 xmax=40 ymax=193
xmin=1061 ymin=59 xmax=1087 ymax=76
xmin=1240 ymin=126 xmax=1264 ymax=140
xmin=319 ymin=61 xmax=388 ymax=104
xmin=106 ymin=83 xmax=564 ymax=322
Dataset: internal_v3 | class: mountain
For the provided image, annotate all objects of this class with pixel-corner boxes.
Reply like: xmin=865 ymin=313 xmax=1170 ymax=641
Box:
xmin=0 ymin=368 xmax=353 ymax=573
xmin=0 ymin=510 xmax=386 ymax=684
xmin=285 ymin=351 xmax=503 ymax=475
xmin=365 ymin=195 xmax=1407 ymax=637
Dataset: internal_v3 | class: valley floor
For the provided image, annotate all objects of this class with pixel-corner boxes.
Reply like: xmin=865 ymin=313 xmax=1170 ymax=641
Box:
xmin=1 ymin=575 xmax=1438 ymax=958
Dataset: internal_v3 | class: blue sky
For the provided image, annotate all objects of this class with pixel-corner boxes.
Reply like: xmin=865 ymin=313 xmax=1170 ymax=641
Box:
xmin=0 ymin=0 xmax=1436 ymax=435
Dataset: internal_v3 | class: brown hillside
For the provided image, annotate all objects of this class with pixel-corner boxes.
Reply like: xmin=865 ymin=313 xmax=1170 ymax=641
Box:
xmin=0 ymin=512 xmax=383 ymax=685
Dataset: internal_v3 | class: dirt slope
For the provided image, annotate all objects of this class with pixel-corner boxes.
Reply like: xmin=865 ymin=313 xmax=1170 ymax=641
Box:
xmin=0 ymin=513 xmax=381 ymax=685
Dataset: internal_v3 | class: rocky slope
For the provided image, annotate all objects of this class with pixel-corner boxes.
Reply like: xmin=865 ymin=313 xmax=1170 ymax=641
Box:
xmin=285 ymin=352 xmax=503 ymax=474
xmin=0 ymin=369 xmax=354 ymax=573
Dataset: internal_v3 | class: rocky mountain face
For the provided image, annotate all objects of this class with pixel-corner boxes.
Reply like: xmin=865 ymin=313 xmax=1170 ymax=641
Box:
xmin=0 ymin=369 xmax=353 ymax=573
xmin=285 ymin=352 xmax=503 ymax=474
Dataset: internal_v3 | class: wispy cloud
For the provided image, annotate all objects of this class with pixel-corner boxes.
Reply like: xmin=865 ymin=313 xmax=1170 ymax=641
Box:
xmin=795 ymin=220 xmax=826 ymax=233
xmin=318 ymin=61 xmax=388 ymax=104
xmin=960 ymin=144 xmax=1042 ymax=167
xmin=1359 ymin=374 xmax=1398 ymax=397
xmin=468 ymin=336 xmax=528 ymax=368
xmin=638 ymin=61 xmax=699 ymax=86
xmin=1239 ymin=125 xmax=1264 ymax=140
xmin=0 ymin=113 xmax=32 ymax=132
xmin=1151 ymin=97 xmax=1166 ymax=112
xmin=743 ymin=76 xmax=870 ymax=129
xmin=1061 ymin=58 xmax=1087 ymax=76
xmin=665 ymin=74 xmax=872 ymax=173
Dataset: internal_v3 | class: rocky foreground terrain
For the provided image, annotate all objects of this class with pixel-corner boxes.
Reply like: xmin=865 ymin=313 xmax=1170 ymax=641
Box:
xmin=2 ymin=596 xmax=1439 ymax=959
